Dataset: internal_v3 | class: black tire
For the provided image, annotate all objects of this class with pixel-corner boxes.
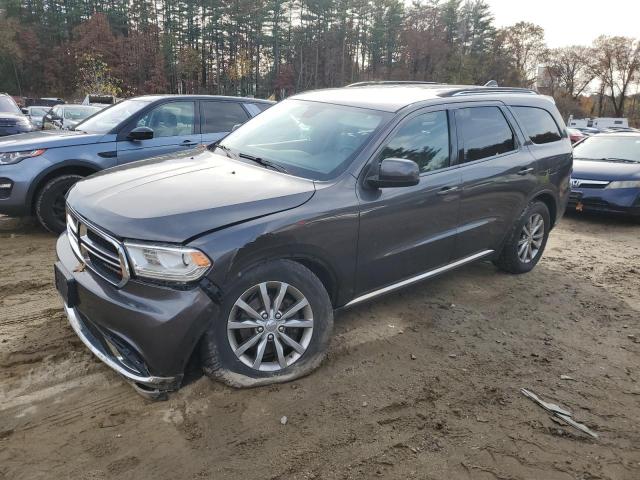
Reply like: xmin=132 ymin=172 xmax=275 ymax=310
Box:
xmin=200 ymin=259 xmax=333 ymax=388
xmin=35 ymin=174 xmax=83 ymax=234
xmin=493 ymin=200 xmax=551 ymax=274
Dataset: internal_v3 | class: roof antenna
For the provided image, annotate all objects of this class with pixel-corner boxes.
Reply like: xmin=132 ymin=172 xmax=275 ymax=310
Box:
xmin=484 ymin=80 xmax=498 ymax=87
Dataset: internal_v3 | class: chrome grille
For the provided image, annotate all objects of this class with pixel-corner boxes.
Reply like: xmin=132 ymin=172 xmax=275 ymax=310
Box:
xmin=570 ymin=178 xmax=610 ymax=189
xmin=67 ymin=210 xmax=130 ymax=287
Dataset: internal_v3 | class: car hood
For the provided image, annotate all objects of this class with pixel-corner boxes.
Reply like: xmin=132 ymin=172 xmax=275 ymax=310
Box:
xmin=67 ymin=150 xmax=316 ymax=243
xmin=0 ymin=129 xmax=106 ymax=151
xmin=572 ymin=159 xmax=640 ymax=181
xmin=0 ymin=112 xmax=25 ymax=120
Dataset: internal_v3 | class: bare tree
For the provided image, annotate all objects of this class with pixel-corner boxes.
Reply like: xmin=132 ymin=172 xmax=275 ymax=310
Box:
xmin=544 ymin=46 xmax=595 ymax=99
xmin=500 ymin=21 xmax=547 ymax=87
xmin=592 ymin=36 xmax=640 ymax=117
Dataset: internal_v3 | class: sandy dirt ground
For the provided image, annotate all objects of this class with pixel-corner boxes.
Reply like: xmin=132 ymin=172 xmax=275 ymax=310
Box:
xmin=1 ymin=213 xmax=639 ymax=480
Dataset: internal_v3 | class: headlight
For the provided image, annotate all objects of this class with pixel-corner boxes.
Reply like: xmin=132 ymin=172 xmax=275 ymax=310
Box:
xmin=606 ymin=180 xmax=640 ymax=189
xmin=0 ymin=149 xmax=45 ymax=165
xmin=124 ymin=241 xmax=211 ymax=283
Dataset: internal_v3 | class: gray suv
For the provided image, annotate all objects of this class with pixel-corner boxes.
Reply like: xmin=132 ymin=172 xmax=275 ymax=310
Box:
xmin=0 ymin=95 xmax=273 ymax=232
xmin=55 ymin=83 xmax=572 ymax=398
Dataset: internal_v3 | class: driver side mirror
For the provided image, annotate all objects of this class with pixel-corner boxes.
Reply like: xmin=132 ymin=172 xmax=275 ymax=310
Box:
xmin=366 ymin=158 xmax=420 ymax=189
xmin=127 ymin=126 xmax=154 ymax=141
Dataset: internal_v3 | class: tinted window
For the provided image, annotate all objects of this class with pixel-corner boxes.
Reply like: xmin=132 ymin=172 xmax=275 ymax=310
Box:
xmin=136 ymin=101 xmax=195 ymax=138
xmin=378 ymin=111 xmax=450 ymax=173
xmin=512 ymin=106 xmax=562 ymax=144
xmin=201 ymin=101 xmax=249 ymax=133
xmin=252 ymin=103 xmax=272 ymax=112
xmin=456 ymin=107 xmax=515 ymax=162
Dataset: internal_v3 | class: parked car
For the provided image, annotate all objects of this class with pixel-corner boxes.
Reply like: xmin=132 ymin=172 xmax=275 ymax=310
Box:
xmin=42 ymin=104 xmax=104 ymax=131
xmin=574 ymin=127 xmax=600 ymax=136
xmin=0 ymin=95 xmax=274 ymax=233
xmin=569 ymin=132 xmax=640 ymax=219
xmin=24 ymin=106 xmax=52 ymax=129
xmin=54 ymin=83 xmax=572 ymax=398
xmin=567 ymin=127 xmax=586 ymax=144
xmin=0 ymin=93 xmax=34 ymax=137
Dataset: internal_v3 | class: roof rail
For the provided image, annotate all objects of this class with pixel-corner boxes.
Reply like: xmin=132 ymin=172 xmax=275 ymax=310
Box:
xmin=345 ymin=81 xmax=439 ymax=88
xmin=440 ymin=87 xmax=538 ymax=97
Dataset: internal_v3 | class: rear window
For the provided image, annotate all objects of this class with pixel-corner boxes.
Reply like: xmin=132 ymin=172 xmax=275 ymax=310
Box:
xmin=201 ymin=101 xmax=249 ymax=133
xmin=512 ymin=106 xmax=562 ymax=144
xmin=252 ymin=103 xmax=272 ymax=112
xmin=455 ymin=106 xmax=516 ymax=162
xmin=0 ymin=96 xmax=20 ymax=114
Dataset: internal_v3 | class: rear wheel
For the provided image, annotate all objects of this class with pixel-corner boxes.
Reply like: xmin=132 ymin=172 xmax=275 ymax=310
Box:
xmin=200 ymin=260 xmax=333 ymax=388
xmin=494 ymin=201 xmax=550 ymax=274
xmin=35 ymin=174 xmax=83 ymax=234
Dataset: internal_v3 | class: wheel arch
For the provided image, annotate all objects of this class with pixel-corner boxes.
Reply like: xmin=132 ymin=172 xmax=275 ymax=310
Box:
xmin=28 ymin=161 xmax=101 ymax=214
xmin=223 ymin=247 xmax=342 ymax=308
xmin=530 ymin=190 xmax=558 ymax=228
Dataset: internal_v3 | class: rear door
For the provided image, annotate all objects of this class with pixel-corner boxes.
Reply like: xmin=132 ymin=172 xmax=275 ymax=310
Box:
xmin=200 ymin=100 xmax=250 ymax=145
xmin=116 ymin=100 xmax=199 ymax=164
xmin=452 ymin=103 xmax=538 ymax=258
xmin=354 ymin=107 xmax=461 ymax=296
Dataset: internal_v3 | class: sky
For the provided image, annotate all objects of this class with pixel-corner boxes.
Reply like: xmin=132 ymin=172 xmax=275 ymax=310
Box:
xmin=484 ymin=0 xmax=640 ymax=48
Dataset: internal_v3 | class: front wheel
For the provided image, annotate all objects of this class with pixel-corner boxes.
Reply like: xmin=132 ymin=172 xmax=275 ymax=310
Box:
xmin=200 ymin=260 xmax=333 ymax=388
xmin=35 ymin=174 xmax=83 ymax=234
xmin=494 ymin=201 xmax=551 ymax=274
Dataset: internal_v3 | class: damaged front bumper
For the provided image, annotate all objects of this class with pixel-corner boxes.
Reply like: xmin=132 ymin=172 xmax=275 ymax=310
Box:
xmin=63 ymin=303 xmax=182 ymax=400
xmin=55 ymin=233 xmax=217 ymax=400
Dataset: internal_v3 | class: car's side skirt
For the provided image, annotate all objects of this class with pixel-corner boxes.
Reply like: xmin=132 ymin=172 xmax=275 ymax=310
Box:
xmin=344 ymin=249 xmax=494 ymax=308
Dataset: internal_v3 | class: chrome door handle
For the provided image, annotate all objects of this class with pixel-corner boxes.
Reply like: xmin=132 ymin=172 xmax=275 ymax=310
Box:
xmin=517 ymin=167 xmax=534 ymax=175
xmin=437 ymin=186 xmax=459 ymax=195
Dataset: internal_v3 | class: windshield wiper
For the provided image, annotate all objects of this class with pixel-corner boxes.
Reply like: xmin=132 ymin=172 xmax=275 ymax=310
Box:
xmin=238 ymin=153 xmax=289 ymax=174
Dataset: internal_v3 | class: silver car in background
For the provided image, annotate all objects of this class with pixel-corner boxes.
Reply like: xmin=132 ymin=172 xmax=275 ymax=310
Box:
xmin=43 ymin=104 xmax=104 ymax=130
xmin=24 ymin=106 xmax=52 ymax=129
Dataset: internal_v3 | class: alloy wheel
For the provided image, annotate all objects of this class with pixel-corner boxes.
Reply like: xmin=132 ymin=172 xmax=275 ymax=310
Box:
xmin=517 ymin=213 xmax=544 ymax=263
xmin=227 ymin=281 xmax=314 ymax=372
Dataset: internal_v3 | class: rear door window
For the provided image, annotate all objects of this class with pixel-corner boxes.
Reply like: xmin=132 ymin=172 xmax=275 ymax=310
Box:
xmin=201 ymin=101 xmax=249 ymax=134
xmin=512 ymin=106 xmax=562 ymax=144
xmin=455 ymin=107 xmax=516 ymax=162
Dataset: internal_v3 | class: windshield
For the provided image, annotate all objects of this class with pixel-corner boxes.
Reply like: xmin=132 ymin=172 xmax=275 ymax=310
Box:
xmin=219 ymin=99 xmax=390 ymax=180
xmin=0 ymin=97 xmax=20 ymax=114
xmin=64 ymin=106 xmax=101 ymax=120
xmin=75 ymin=99 xmax=151 ymax=134
xmin=573 ymin=136 xmax=640 ymax=163
xmin=29 ymin=107 xmax=50 ymax=117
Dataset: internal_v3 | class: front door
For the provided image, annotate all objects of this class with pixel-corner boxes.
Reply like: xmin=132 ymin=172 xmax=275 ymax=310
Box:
xmin=116 ymin=101 xmax=200 ymax=165
xmin=355 ymin=108 xmax=461 ymax=296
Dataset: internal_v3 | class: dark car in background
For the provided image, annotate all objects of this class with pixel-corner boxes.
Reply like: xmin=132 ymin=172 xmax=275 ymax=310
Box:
xmin=54 ymin=83 xmax=572 ymax=398
xmin=0 ymin=94 xmax=274 ymax=232
xmin=569 ymin=132 xmax=640 ymax=219
xmin=0 ymin=94 xmax=34 ymax=137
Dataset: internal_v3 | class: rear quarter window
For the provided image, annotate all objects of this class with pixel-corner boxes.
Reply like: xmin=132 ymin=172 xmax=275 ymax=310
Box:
xmin=512 ymin=106 xmax=562 ymax=144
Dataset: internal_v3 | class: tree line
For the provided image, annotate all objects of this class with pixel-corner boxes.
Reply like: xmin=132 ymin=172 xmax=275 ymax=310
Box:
xmin=0 ymin=0 xmax=638 ymax=122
